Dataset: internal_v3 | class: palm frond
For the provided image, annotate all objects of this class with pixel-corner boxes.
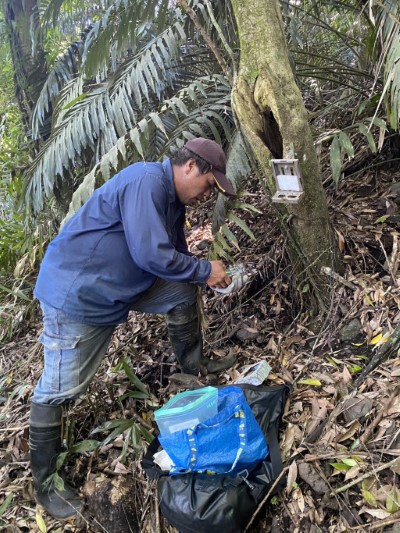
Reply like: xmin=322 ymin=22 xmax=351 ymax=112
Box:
xmin=374 ymin=2 xmax=400 ymax=129
xmin=82 ymin=0 xmax=172 ymax=77
xmin=212 ymin=130 xmax=255 ymax=233
xmin=39 ymin=0 xmax=107 ymax=33
xmin=185 ymin=0 xmax=239 ymax=67
xmin=31 ymin=39 xmax=84 ymax=138
xmin=61 ymin=75 xmax=233 ymax=224
xmin=33 ymin=1 xmax=171 ymax=139
xmin=24 ymin=21 xmax=196 ymax=211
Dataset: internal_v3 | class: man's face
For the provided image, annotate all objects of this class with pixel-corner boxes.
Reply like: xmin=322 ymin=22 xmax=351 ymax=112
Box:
xmin=174 ymin=160 xmax=216 ymax=205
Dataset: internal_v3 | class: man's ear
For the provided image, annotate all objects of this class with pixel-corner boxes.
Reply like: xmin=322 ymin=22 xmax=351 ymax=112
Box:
xmin=185 ymin=158 xmax=196 ymax=175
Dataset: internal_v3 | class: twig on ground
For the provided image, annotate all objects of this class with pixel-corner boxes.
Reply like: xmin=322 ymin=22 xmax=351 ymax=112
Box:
xmin=368 ymin=510 xmax=400 ymax=531
xmin=360 ymin=385 xmax=400 ymax=445
xmin=304 ymin=388 xmax=358 ymax=444
xmin=379 ymin=234 xmax=399 ymax=286
xmin=388 ymin=428 xmax=400 ymax=450
xmin=244 ymin=466 xmax=288 ymax=532
xmin=155 ymin=483 xmax=161 ymax=533
xmin=354 ymin=325 xmax=400 ymax=387
xmin=0 ymin=425 xmax=29 ymax=432
xmin=303 ymin=452 xmax=377 ymax=461
xmin=333 ymin=456 xmax=400 ymax=495
xmin=320 ymin=266 xmax=358 ymax=290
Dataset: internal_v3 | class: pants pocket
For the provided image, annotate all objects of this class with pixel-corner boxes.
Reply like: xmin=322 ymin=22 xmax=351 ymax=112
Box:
xmin=39 ymin=332 xmax=81 ymax=393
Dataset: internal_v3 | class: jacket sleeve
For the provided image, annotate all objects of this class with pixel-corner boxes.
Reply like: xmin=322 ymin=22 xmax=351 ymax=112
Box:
xmin=119 ymin=172 xmax=210 ymax=283
xmin=175 ymin=210 xmax=192 ymax=256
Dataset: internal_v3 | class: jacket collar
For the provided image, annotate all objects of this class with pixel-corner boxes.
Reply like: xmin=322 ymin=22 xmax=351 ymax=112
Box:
xmin=162 ymin=159 xmax=182 ymax=206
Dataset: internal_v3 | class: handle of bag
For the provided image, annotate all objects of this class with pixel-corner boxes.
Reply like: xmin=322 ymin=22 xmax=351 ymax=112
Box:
xmin=187 ymin=404 xmax=247 ymax=473
xmin=265 ymin=416 xmax=283 ymax=480
xmin=240 ymin=383 xmax=290 ymax=480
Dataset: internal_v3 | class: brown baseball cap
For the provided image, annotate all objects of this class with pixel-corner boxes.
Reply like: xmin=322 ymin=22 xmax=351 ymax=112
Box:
xmin=184 ymin=138 xmax=236 ymax=197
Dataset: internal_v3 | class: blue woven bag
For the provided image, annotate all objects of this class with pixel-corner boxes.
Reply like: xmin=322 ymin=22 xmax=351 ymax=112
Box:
xmin=158 ymin=386 xmax=268 ymax=475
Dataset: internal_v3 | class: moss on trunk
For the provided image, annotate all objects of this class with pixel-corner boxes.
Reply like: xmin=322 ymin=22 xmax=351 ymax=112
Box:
xmin=231 ymin=0 xmax=342 ymax=311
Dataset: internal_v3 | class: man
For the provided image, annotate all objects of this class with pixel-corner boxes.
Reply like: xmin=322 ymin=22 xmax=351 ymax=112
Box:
xmin=30 ymin=137 xmax=237 ymax=519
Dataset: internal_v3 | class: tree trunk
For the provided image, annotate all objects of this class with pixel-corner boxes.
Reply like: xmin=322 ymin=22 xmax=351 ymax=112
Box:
xmin=84 ymin=476 xmax=140 ymax=532
xmin=4 ymin=0 xmax=48 ymax=130
xmin=231 ymin=0 xmax=342 ymax=311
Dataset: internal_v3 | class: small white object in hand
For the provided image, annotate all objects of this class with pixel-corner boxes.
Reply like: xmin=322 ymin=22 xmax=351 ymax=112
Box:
xmin=213 ymin=263 xmax=249 ymax=294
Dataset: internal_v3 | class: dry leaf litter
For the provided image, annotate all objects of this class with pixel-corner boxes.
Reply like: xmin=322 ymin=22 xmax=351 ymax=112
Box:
xmin=1 ymin=160 xmax=400 ymax=533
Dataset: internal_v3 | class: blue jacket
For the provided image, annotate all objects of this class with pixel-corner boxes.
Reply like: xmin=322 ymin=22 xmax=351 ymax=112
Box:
xmin=34 ymin=160 xmax=211 ymax=325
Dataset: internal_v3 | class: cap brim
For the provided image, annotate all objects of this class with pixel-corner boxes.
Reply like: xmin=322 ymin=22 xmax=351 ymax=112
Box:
xmin=213 ymin=170 xmax=236 ymax=197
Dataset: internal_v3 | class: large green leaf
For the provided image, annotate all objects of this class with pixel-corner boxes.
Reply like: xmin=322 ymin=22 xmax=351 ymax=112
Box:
xmin=25 ymin=21 xmax=198 ymax=212
xmin=31 ymin=40 xmax=84 ymax=139
xmin=61 ymin=75 xmax=233 ymax=222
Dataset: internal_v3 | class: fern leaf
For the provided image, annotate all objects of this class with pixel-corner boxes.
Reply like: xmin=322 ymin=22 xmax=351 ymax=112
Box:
xmin=220 ymin=223 xmax=240 ymax=251
xmin=227 ymin=213 xmax=256 ymax=241
xmin=234 ymin=202 xmax=262 ymax=214
xmin=214 ymin=232 xmax=232 ymax=252
xmin=211 ymin=241 xmax=230 ymax=261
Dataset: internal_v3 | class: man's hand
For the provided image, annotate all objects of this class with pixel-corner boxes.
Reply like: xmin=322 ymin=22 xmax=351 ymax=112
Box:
xmin=207 ymin=261 xmax=232 ymax=289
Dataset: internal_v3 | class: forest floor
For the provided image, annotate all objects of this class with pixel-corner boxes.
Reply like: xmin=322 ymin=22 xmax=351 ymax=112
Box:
xmin=1 ymin=159 xmax=400 ymax=533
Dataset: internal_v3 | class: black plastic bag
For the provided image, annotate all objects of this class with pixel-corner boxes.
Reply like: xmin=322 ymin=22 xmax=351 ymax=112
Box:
xmin=142 ymin=383 xmax=290 ymax=533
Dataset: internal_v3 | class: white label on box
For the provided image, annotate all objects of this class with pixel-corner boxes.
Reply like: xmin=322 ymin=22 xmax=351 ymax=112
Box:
xmin=169 ymin=417 xmax=200 ymax=433
xmin=277 ymin=174 xmax=301 ymax=191
xmin=235 ymin=361 xmax=271 ymax=385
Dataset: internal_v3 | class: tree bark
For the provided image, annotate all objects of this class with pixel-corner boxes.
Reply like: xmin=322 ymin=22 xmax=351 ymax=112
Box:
xmin=4 ymin=0 xmax=48 ymax=130
xmin=84 ymin=476 xmax=140 ymax=532
xmin=231 ymin=0 xmax=342 ymax=310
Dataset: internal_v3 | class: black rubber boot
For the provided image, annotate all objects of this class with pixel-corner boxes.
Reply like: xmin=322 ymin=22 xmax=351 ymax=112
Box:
xmin=166 ymin=303 xmax=237 ymax=375
xmin=166 ymin=303 xmax=203 ymax=375
xmin=204 ymin=354 xmax=237 ymax=374
xmin=29 ymin=402 xmax=83 ymax=520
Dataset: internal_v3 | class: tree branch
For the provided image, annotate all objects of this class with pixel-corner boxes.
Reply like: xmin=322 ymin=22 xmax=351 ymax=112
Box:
xmin=176 ymin=0 xmax=233 ymax=85
xmin=333 ymin=456 xmax=400 ymax=495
